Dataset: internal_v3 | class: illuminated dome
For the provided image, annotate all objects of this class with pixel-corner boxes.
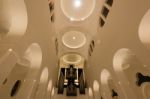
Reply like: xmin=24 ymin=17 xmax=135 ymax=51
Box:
xmin=62 ymin=31 xmax=86 ymax=49
xmin=60 ymin=0 xmax=95 ymax=21
xmin=62 ymin=53 xmax=82 ymax=64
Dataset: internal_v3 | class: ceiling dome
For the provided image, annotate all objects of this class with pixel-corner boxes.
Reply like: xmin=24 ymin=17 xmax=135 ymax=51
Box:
xmin=62 ymin=30 xmax=86 ymax=49
xmin=60 ymin=0 xmax=95 ymax=21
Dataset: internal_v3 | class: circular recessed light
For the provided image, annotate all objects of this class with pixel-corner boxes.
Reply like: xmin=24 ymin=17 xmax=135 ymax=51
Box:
xmin=62 ymin=53 xmax=82 ymax=64
xmin=62 ymin=31 xmax=86 ymax=49
xmin=60 ymin=0 xmax=95 ymax=21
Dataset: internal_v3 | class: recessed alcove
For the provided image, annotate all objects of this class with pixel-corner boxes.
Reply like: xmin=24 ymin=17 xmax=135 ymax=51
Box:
xmin=34 ymin=67 xmax=49 ymax=99
xmin=93 ymin=80 xmax=101 ymax=99
xmin=93 ymin=80 xmax=100 ymax=92
xmin=88 ymin=87 xmax=93 ymax=98
xmin=100 ymin=69 xmax=111 ymax=85
xmin=40 ymin=67 xmax=49 ymax=84
xmin=112 ymin=48 xmax=147 ymax=99
xmin=45 ymin=80 xmax=53 ymax=99
xmin=142 ymin=83 xmax=150 ymax=99
xmin=139 ymin=9 xmax=150 ymax=50
xmin=51 ymin=87 xmax=55 ymax=98
xmin=100 ymin=69 xmax=119 ymax=99
xmin=0 ymin=49 xmax=18 ymax=85
xmin=113 ymin=48 xmax=136 ymax=72
xmin=23 ymin=43 xmax=42 ymax=70
xmin=0 ymin=0 xmax=28 ymax=38
xmin=47 ymin=80 xmax=53 ymax=91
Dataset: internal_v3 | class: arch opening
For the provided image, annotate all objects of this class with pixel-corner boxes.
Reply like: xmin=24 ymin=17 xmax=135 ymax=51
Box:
xmin=0 ymin=0 xmax=28 ymax=37
xmin=23 ymin=43 xmax=42 ymax=69
xmin=113 ymin=48 xmax=136 ymax=72
xmin=139 ymin=9 xmax=150 ymax=50
xmin=39 ymin=67 xmax=49 ymax=84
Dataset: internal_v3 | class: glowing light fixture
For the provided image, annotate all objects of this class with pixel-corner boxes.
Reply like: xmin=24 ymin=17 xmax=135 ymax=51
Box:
xmin=74 ymin=0 xmax=82 ymax=8
xmin=61 ymin=0 xmax=95 ymax=21
xmin=62 ymin=31 xmax=86 ymax=49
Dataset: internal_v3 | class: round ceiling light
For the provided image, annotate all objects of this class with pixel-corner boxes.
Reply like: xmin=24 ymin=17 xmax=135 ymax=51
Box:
xmin=60 ymin=0 xmax=95 ymax=21
xmin=62 ymin=31 xmax=86 ymax=49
